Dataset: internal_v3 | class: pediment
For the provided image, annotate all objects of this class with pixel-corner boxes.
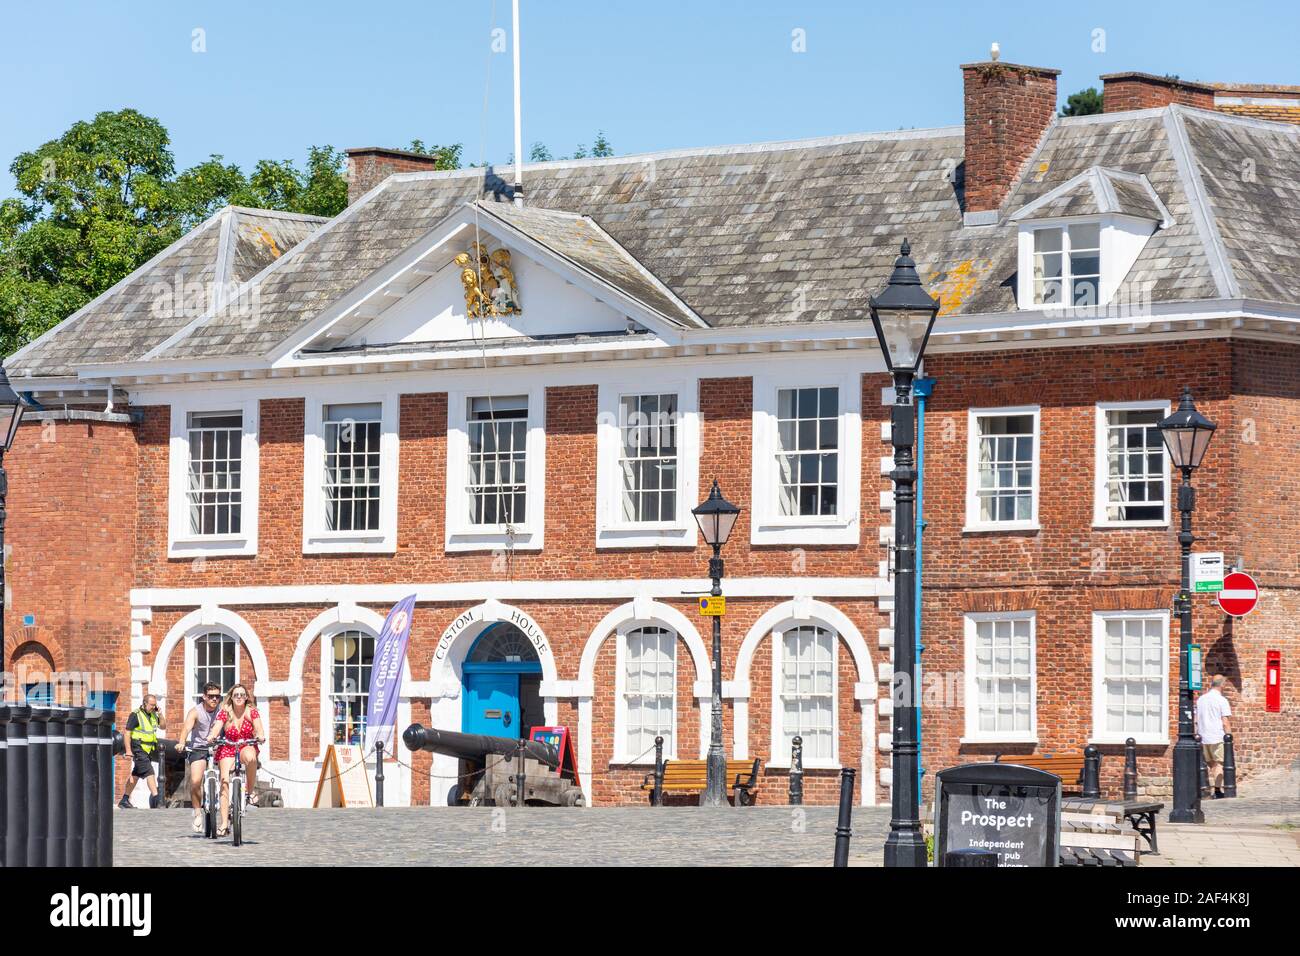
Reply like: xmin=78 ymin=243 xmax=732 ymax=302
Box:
xmin=291 ymin=202 xmax=701 ymax=356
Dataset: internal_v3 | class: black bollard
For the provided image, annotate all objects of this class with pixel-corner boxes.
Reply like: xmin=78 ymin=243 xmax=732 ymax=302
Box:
xmin=1223 ymin=733 xmax=1237 ymax=798
xmin=82 ymin=708 xmax=102 ymax=867
xmin=45 ymin=707 xmax=68 ymax=866
xmin=832 ymin=767 xmax=855 ymax=868
xmin=98 ymin=712 xmax=118 ymax=868
xmin=1196 ymin=734 xmax=1210 ymax=797
xmin=375 ymin=739 xmax=385 ymax=808
xmin=4 ymin=705 xmax=29 ymax=867
xmin=25 ymin=707 xmax=50 ymax=867
xmin=1123 ymin=737 xmax=1138 ymax=801
xmin=652 ymin=736 xmax=664 ymax=807
xmin=1082 ymin=744 xmax=1101 ymax=799
xmin=65 ymin=706 xmax=85 ymax=865
xmin=946 ymin=848 xmax=998 ymax=867
xmin=789 ymin=735 xmax=804 ymax=806
xmin=0 ymin=703 xmax=8 ymax=867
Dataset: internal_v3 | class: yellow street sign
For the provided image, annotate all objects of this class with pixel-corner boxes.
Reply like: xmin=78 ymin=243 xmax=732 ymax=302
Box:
xmin=699 ymin=596 xmax=726 ymax=616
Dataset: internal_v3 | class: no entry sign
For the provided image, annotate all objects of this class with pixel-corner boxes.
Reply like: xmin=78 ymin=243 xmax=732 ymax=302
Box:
xmin=1217 ymin=571 xmax=1259 ymax=617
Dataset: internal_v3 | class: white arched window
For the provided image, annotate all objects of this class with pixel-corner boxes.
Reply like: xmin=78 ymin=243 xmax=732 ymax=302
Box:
xmin=323 ymin=629 xmax=376 ymax=747
xmin=614 ymin=625 xmax=677 ymax=763
xmin=772 ymin=623 xmax=838 ymax=766
xmin=191 ymin=631 xmax=237 ymax=703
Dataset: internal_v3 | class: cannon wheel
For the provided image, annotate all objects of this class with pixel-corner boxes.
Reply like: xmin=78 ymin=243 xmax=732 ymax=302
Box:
xmin=446 ymin=783 xmax=463 ymax=807
xmin=562 ymin=788 xmax=585 ymax=807
xmin=493 ymin=784 xmax=516 ymax=808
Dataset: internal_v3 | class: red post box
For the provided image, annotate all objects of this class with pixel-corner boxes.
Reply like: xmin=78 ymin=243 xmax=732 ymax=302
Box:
xmin=1266 ymin=650 xmax=1281 ymax=713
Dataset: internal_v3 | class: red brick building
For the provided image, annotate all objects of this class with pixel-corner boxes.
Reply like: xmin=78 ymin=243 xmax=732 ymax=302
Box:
xmin=5 ymin=57 xmax=1299 ymax=807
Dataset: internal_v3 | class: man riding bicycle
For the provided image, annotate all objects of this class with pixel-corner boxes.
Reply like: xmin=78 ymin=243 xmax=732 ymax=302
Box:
xmin=175 ymin=682 xmax=224 ymax=832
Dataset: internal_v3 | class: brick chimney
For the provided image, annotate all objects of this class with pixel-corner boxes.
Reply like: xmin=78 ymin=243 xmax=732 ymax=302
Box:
xmin=961 ymin=61 xmax=1061 ymax=216
xmin=1100 ymin=73 xmax=1215 ymax=112
xmin=345 ymin=147 xmax=448 ymax=205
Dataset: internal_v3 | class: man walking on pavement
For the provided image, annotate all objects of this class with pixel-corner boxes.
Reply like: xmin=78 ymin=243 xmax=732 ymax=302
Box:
xmin=119 ymin=694 xmax=167 ymax=809
xmin=1196 ymin=673 xmax=1234 ymax=799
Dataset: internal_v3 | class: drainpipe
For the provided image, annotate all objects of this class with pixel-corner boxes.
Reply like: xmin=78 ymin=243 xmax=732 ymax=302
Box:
xmin=912 ymin=376 xmax=935 ymax=798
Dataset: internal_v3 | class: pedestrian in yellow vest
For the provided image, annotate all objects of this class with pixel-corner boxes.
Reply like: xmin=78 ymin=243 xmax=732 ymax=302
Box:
xmin=118 ymin=694 xmax=167 ymax=809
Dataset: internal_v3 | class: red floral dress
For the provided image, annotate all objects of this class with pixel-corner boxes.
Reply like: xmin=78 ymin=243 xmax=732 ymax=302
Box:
xmin=214 ymin=707 xmax=260 ymax=762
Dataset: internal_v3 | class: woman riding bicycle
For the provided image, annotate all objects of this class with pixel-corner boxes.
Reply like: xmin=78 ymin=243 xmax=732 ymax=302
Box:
xmin=205 ymin=683 xmax=265 ymax=836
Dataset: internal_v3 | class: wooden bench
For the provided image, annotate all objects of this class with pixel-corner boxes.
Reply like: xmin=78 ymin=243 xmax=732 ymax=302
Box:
xmin=641 ymin=759 xmax=762 ymax=805
xmin=994 ymin=752 xmax=1086 ymax=794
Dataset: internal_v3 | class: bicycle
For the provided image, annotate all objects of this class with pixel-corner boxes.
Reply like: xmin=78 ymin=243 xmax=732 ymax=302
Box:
xmin=200 ymin=735 xmax=263 ymax=846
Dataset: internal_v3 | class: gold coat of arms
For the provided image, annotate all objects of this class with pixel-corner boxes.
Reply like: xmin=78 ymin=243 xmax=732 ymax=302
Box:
xmin=454 ymin=242 xmax=522 ymax=318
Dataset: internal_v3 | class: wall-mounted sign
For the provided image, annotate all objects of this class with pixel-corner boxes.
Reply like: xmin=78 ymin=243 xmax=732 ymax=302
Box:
xmin=1192 ymin=552 xmax=1225 ymax=593
xmin=934 ymin=763 xmax=1061 ymax=867
xmin=1188 ymin=644 xmax=1203 ymax=690
xmin=699 ymin=596 xmax=726 ymax=616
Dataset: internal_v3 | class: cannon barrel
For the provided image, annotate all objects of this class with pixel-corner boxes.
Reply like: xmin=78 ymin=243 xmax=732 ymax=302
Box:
xmin=403 ymin=724 xmax=558 ymax=768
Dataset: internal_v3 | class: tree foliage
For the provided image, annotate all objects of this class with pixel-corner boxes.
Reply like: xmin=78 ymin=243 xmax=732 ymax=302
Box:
xmin=1061 ymin=87 xmax=1103 ymax=117
xmin=0 ymin=110 xmax=358 ymax=355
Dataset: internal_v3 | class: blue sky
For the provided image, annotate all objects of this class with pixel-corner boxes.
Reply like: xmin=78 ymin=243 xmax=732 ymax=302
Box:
xmin=3 ymin=0 xmax=1299 ymax=199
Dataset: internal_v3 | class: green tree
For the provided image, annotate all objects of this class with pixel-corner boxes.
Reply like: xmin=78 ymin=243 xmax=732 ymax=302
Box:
xmin=1061 ymin=87 xmax=1103 ymax=117
xmin=1 ymin=110 xmax=354 ymax=354
xmin=405 ymin=140 xmax=463 ymax=170
xmin=592 ymin=130 xmax=613 ymax=158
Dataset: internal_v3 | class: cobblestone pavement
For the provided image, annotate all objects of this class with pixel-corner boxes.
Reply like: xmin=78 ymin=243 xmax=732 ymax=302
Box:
xmin=113 ymin=805 xmax=892 ymax=867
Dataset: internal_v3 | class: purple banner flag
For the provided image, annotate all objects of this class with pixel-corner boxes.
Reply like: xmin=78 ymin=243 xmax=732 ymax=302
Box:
xmin=365 ymin=594 xmax=417 ymax=753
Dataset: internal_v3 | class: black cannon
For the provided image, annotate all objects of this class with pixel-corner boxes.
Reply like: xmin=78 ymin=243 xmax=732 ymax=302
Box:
xmin=403 ymin=724 xmax=583 ymax=808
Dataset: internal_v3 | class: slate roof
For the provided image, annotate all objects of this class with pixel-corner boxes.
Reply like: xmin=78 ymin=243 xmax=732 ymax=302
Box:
xmin=7 ymin=207 xmax=325 ymax=378
xmin=9 ymin=105 xmax=1300 ymax=378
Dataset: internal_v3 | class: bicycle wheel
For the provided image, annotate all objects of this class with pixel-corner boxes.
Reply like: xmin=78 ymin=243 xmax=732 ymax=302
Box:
xmin=230 ymin=777 xmax=243 ymax=847
xmin=205 ymin=774 xmax=218 ymax=839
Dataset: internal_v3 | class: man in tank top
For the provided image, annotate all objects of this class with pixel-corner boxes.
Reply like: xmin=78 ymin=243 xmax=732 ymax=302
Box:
xmin=175 ymin=682 xmax=224 ymax=832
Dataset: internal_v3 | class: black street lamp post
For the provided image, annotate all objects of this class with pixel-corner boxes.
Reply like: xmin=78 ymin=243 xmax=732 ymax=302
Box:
xmin=1158 ymin=388 xmax=1216 ymax=825
xmin=0 ymin=367 xmax=27 ymax=680
xmin=692 ymin=479 xmax=740 ymax=807
xmin=870 ymin=240 xmax=940 ymax=868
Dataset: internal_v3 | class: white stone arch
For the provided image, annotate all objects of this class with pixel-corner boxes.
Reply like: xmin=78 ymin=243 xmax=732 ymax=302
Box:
xmin=731 ymin=598 xmax=878 ymax=805
xmin=425 ymin=600 xmax=559 ymax=805
xmin=148 ymin=606 xmax=273 ymax=772
xmin=574 ymin=597 xmax=712 ymax=805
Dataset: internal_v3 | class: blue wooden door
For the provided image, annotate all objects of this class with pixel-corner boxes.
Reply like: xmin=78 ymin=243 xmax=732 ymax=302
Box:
xmin=463 ymin=672 xmax=520 ymax=737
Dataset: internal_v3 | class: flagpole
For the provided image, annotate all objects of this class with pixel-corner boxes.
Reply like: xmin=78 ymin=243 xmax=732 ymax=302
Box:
xmin=512 ymin=0 xmax=524 ymax=207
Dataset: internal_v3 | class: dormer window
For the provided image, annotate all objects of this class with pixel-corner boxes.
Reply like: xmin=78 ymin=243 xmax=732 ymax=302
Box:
xmin=1032 ymin=223 xmax=1100 ymax=306
xmin=1011 ymin=167 xmax=1174 ymax=311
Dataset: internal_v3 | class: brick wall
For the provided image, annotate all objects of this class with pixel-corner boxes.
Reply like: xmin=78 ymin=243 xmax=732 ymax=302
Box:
xmin=346 ymin=148 xmax=452 ymax=205
xmin=1101 ymin=73 xmax=1216 ymax=112
xmin=3 ymin=415 xmax=137 ymax=716
xmin=961 ymin=61 xmax=1060 ymax=213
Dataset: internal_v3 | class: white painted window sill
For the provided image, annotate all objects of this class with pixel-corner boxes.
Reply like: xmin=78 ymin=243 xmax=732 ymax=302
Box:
xmin=961 ymin=522 xmax=1040 ymax=535
xmin=1091 ymin=521 xmax=1170 ymax=530
xmin=303 ymin=530 xmax=393 ymax=555
xmin=959 ymin=736 xmax=1039 ymax=746
xmin=168 ymin=536 xmax=256 ymax=559
xmin=596 ymin=524 xmax=696 ymax=550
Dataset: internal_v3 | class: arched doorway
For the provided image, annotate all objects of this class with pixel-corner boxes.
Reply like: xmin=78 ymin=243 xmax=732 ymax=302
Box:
xmin=462 ymin=622 xmax=543 ymax=738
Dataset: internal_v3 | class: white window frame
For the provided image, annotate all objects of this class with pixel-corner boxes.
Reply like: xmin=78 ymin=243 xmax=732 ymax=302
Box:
xmin=168 ymin=395 xmax=260 ymax=558
xmin=317 ymin=623 xmax=379 ymax=759
xmin=965 ymin=405 xmax=1041 ymax=533
xmin=768 ymin=620 xmax=840 ymax=770
xmin=750 ymin=366 xmax=861 ymax=546
xmin=1015 ymin=215 xmax=1159 ymax=311
xmin=184 ymin=628 xmax=240 ymax=706
xmin=595 ymin=380 xmax=700 ymax=549
xmin=612 ymin=624 xmax=678 ymax=765
xmin=1093 ymin=400 xmax=1171 ymax=528
xmin=1091 ymin=610 xmax=1170 ymax=746
xmin=302 ymin=392 xmax=399 ymax=554
xmin=962 ymin=611 xmax=1038 ymax=744
xmin=445 ymin=384 xmax=545 ymax=552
